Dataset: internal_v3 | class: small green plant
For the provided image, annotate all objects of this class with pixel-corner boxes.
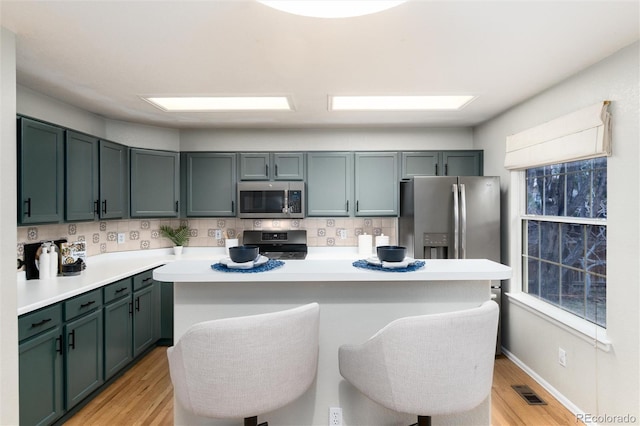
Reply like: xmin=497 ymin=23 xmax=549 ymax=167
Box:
xmin=159 ymin=225 xmax=190 ymax=247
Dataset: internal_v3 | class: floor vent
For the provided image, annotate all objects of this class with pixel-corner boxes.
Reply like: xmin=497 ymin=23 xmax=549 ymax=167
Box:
xmin=511 ymin=385 xmax=547 ymax=405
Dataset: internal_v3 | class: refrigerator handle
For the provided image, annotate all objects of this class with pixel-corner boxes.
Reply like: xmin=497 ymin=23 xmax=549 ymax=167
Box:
xmin=452 ymin=183 xmax=459 ymax=259
xmin=460 ymin=183 xmax=467 ymax=259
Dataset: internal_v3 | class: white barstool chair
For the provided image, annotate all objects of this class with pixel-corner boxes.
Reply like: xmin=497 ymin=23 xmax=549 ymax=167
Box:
xmin=339 ymin=301 xmax=499 ymax=426
xmin=167 ymin=303 xmax=320 ymax=426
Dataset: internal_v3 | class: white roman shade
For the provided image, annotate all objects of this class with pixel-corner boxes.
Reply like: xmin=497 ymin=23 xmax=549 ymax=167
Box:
xmin=504 ymin=101 xmax=611 ymax=170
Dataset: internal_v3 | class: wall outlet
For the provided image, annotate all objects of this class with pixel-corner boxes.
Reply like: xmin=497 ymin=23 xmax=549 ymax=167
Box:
xmin=214 ymin=229 xmax=222 ymax=239
xmin=117 ymin=233 xmax=125 ymax=244
xmin=558 ymin=347 xmax=567 ymax=367
xmin=329 ymin=407 xmax=342 ymax=426
xmin=338 ymin=229 xmax=347 ymax=239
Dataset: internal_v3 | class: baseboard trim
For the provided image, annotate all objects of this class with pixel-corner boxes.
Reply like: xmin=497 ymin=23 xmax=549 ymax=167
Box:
xmin=501 ymin=347 xmax=595 ymax=425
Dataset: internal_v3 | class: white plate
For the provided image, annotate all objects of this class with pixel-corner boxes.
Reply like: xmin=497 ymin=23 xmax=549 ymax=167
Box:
xmin=218 ymin=255 xmax=269 ymax=269
xmin=366 ymin=256 xmax=416 ymax=268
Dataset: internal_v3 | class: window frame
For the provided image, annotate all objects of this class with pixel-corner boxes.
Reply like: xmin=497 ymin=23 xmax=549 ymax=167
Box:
xmin=507 ymin=170 xmax=611 ymax=351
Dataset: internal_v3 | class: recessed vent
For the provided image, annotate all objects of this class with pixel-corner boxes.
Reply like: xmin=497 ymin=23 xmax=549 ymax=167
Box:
xmin=511 ymin=385 xmax=547 ymax=405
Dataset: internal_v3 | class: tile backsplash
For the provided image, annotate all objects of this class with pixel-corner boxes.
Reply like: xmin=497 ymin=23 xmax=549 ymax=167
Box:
xmin=17 ymin=217 xmax=397 ymax=262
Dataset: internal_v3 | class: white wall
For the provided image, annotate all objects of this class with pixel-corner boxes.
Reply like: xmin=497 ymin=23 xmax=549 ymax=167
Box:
xmin=105 ymin=118 xmax=179 ymax=151
xmin=0 ymin=27 xmax=20 ymax=425
xmin=474 ymin=42 xmax=639 ymax=420
xmin=16 ymin=86 xmax=181 ymax=150
xmin=17 ymin=85 xmax=106 ymax=138
xmin=180 ymin=127 xmax=473 ymax=151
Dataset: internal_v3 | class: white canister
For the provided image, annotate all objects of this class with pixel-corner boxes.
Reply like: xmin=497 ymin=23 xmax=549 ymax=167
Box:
xmin=225 ymin=238 xmax=239 ymax=256
xmin=49 ymin=244 xmax=59 ymax=277
xmin=39 ymin=246 xmax=50 ymax=280
xmin=358 ymin=234 xmax=373 ymax=257
xmin=375 ymin=234 xmax=390 ymax=248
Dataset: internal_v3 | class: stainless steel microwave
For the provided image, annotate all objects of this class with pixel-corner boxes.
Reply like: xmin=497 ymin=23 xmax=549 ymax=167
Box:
xmin=237 ymin=181 xmax=305 ymax=219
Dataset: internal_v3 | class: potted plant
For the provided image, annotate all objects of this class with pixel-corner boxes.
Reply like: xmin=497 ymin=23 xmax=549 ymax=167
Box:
xmin=159 ymin=224 xmax=190 ymax=256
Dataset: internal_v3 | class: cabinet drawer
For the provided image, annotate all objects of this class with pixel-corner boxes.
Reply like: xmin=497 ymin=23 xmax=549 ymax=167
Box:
xmin=104 ymin=278 xmax=132 ymax=304
xmin=19 ymin=304 xmax=62 ymax=341
xmin=64 ymin=289 xmax=102 ymax=321
xmin=133 ymin=269 xmax=154 ymax=291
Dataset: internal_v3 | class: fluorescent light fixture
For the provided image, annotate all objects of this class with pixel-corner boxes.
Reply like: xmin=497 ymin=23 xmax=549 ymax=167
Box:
xmin=144 ymin=96 xmax=293 ymax=112
xmin=329 ymin=95 xmax=475 ymax=111
xmin=257 ymin=1 xmax=407 ymax=18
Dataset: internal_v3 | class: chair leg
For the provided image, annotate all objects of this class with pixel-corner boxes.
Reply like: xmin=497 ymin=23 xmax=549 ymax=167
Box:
xmin=410 ymin=415 xmax=431 ymax=426
xmin=244 ymin=416 xmax=268 ymax=426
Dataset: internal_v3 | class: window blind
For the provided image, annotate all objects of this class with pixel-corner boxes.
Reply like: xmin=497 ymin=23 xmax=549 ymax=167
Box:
xmin=504 ymin=101 xmax=611 ymax=170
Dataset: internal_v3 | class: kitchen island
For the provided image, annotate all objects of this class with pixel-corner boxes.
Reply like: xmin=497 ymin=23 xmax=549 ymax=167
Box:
xmin=154 ymin=258 xmax=511 ymax=426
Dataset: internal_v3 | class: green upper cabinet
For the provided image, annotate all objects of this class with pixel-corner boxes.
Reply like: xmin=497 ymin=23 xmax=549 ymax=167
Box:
xmin=18 ymin=117 xmax=64 ymax=224
xmin=65 ymin=131 xmax=99 ymax=221
xmin=307 ymin=152 xmax=353 ymax=217
xmin=401 ymin=151 xmax=440 ymax=178
xmin=130 ymin=148 xmax=180 ymax=217
xmin=65 ymin=136 xmax=128 ymax=221
xmin=184 ymin=152 xmax=236 ymax=217
xmin=442 ymin=150 xmax=483 ymax=176
xmin=401 ymin=150 xmax=483 ymax=177
xmin=99 ymin=140 xmax=129 ymax=219
xmin=272 ymin=153 xmax=305 ymax=180
xmin=239 ymin=152 xmax=305 ymax=181
xmin=355 ymin=152 xmax=399 ymax=216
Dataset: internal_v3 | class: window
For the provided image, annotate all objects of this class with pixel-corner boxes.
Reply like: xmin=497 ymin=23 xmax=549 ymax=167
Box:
xmin=522 ymin=158 xmax=607 ymax=327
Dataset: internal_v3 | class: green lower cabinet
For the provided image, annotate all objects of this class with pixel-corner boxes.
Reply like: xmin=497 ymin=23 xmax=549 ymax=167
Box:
xmin=103 ymin=297 xmax=133 ymax=380
xmin=19 ymin=326 xmax=64 ymax=426
xmin=64 ymin=309 xmax=104 ymax=410
xmin=133 ymin=285 xmax=155 ymax=358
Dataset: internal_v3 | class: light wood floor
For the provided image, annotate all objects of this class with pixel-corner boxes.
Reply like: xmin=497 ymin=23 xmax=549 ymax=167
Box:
xmin=65 ymin=348 xmax=580 ymax=425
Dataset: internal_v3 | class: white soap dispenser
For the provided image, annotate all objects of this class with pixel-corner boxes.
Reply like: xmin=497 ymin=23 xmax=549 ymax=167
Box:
xmin=49 ymin=242 xmax=59 ymax=277
xmin=39 ymin=244 xmax=51 ymax=280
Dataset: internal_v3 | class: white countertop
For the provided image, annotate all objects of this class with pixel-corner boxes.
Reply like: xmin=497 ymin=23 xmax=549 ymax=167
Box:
xmin=155 ymin=258 xmax=511 ymax=283
xmin=16 ymin=247 xmax=359 ymax=315
xmin=18 ymin=247 xmax=511 ymax=315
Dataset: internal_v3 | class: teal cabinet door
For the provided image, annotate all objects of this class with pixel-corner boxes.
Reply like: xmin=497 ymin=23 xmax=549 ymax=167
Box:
xmin=18 ymin=117 xmax=64 ymax=224
xmin=130 ymin=149 xmax=180 ymax=217
xmin=184 ymin=153 xmax=236 ymax=217
xmin=65 ymin=309 xmax=104 ymax=410
xmin=133 ymin=285 xmax=155 ymax=357
xmin=19 ymin=326 xmax=64 ymax=426
xmin=442 ymin=151 xmax=483 ymax=176
xmin=65 ymin=131 xmax=99 ymax=221
xmin=273 ymin=153 xmax=304 ymax=180
xmin=401 ymin=151 xmax=440 ymax=178
xmin=239 ymin=153 xmax=270 ymax=180
xmin=307 ymin=152 xmax=353 ymax=217
xmin=239 ymin=152 xmax=304 ymax=181
xmin=355 ymin=152 xmax=399 ymax=216
xmin=99 ymin=140 xmax=128 ymax=219
xmin=103 ymin=297 xmax=133 ymax=380
xmin=159 ymin=281 xmax=174 ymax=344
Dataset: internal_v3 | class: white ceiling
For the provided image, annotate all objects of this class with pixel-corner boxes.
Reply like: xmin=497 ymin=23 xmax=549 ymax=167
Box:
xmin=1 ymin=0 xmax=638 ymax=129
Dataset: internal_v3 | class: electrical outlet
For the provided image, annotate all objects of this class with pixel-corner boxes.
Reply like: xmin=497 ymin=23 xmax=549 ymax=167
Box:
xmin=338 ymin=229 xmax=347 ymax=239
xmin=558 ymin=348 xmax=567 ymax=367
xmin=214 ymin=229 xmax=223 ymax=239
xmin=117 ymin=233 xmax=125 ymax=244
xmin=329 ymin=407 xmax=342 ymax=426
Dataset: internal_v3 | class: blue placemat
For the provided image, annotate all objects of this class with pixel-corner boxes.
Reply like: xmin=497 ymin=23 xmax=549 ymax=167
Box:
xmin=211 ymin=259 xmax=285 ymax=273
xmin=352 ymin=259 xmax=425 ymax=272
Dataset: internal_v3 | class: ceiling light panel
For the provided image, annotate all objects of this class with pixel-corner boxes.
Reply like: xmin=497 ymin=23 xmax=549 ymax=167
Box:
xmin=258 ymin=1 xmax=407 ymax=18
xmin=329 ymin=95 xmax=475 ymax=111
xmin=144 ymin=96 xmax=293 ymax=112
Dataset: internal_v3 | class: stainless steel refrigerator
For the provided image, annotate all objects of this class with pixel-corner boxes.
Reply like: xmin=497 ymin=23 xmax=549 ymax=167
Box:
xmin=398 ymin=175 xmax=503 ymax=353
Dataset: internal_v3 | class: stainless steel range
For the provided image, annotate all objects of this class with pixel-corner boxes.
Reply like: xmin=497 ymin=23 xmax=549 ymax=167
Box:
xmin=242 ymin=230 xmax=308 ymax=260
